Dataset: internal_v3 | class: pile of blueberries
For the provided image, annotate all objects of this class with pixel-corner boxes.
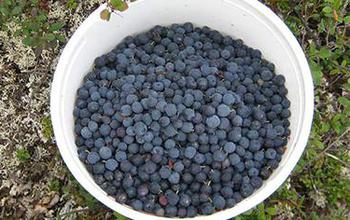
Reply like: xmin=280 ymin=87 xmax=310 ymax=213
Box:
xmin=74 ymin=23 xmax=291 ymax=217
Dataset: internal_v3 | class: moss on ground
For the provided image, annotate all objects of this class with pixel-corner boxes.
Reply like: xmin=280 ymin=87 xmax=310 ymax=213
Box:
xmin=0 ymin=0 xmax=349 ymax=219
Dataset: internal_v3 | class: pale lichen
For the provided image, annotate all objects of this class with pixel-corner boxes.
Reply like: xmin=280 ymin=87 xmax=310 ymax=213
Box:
xmin=309 ymin=190 xmax=327 ymax=208
xmin=0 ymin=2 xmax=107 ymax=218
xmin=0 ymin=21 xmax=36 ymax=70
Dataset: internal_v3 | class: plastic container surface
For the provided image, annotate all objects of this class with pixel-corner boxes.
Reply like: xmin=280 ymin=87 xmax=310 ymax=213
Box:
xmin=51 ymin=0 xmax=314 ymax=219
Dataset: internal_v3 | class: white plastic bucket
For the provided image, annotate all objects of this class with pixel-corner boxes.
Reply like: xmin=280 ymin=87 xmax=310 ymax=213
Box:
xmin=51 ymin=0 xmax=314 ymax=219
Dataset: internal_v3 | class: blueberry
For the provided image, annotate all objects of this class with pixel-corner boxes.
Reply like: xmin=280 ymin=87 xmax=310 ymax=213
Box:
xmin=90 ymin=91 xmax=101 ymax=101
xmin=247 ymin=130 xmax=259 ymax=140
xmin=212 ymin=194 xmax=225 ymax=209
xmin=144 ymin=161 xmax=157 ymax=174
xmin=134 ymin=122 xmax=147 ymax=136
xmin=155 ymin=207 xmax=165 ymax=216
xmin=201 ymin=202 xmax=214 ymax=215
xmin=229 ymin=153 xmax=241 ymax=165
xmin=92 ymin=162 xmax=105 ymax=174
xmin=221 ymin=186 xmax=233 ymax=198
xmin=274 ymin=75 xmax=286 ymax=86
xmin=168 ymin=148 xmax=180 ymax=159
xmin=164 ymin=139 xmax=176 ymax=149
xmin=132 ymin=102 xmax=143 ymax=113
xmin=223 ymin=93 xmax=235 ymax=105
xmin=184 ymin=146 xmax=197 ymax=159
xmin=151 ymin=110 xmax=161 ymax=120
xmin=128 ymin=143 xmax=139 ymax=153
xmin=175 ymin=60 xmax=186 ymax=72
xmin=164 ymin=125 xmax=177 ymax=137
xmin=224 ymin=142 xmax=236 ymax=153
xmin=159 ymin=166 xmax=171 ymax=179
xmin=174 ymin=161 xmax=184 ymax=172
xmin=137 ymin=184 xmax=149 ymax=197
xmin=183 ymin=94 xmax=194 ymax=107
xmin=168 ymin=172 xmax=180 ymax=184
xmin=105 ymin=158 xmax=118 ymax=171
xmin=206 ymin=115 xmax=220 ymax=128
xmin=121 ymin=105 xmax=132 ymax=116
xmin=194 ymin=153 xmax=206 ymax=164
xmin=159 ymin=116 xmax=171 ymax=127
xmin=143 ymin=132 xmax=153 ymax=143
xmin=217 ymin=104 xmax=230 ymax=117
xmin=126 ymin=126 xmax=135 ymax=136
xmin=81 ymin=127 xmax=92 ymax=139
xmin=87 ymin=152 xmax=100 ymax=164
xmin=228 ymin=127 xmax=242 ymax=142
xmin=131 ymin=200 xmax=143 ymax=210
xmin=274 ymin=125 xmax=285 ymax=136
xmin=213 ymin=150 xmax=226 ymax=162
xmin=115 ymin=151 xmax=127 ymax=162
xmin=261 ymin=70 xmax=273 ymax=81
xmin=240 ymin=183 xmax=254 ymax=197
xmin=166 ymin=190 xmax=179 ymax=206
xmin=99 ymin=147 xmax=112 ymax=159
xmin=99 ymin=124 xmax=111 ymax=136
xmin=248 ymin=167 xmax=259 ymax=177
xmin=179 ymin=194 xmax=191 ymax=207
xmin=181 ymin=122 xmax=194 ymax=133
xmin=221 ymin=49 xmax=231 ymax=59
xmin=250 ymin=176 xmax=263 ymax=188
xmin=87 ymin=102 xmax=99 ymax=113
xmin=120 ymin=160 xmax=133 ymax=172
xmin=265 ymin=148 xmax=277 ymax=159
xmin=165 ymin=206 xmax=178 ymax=217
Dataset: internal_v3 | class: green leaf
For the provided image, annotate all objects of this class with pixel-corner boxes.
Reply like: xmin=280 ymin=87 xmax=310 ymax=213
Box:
xmin=332 ymin=0 xmax=342 ymax=10
xmin=318 ymin=47 xmax=331 ymax=59
xmin=331 ymin=114 xmax=347 ymax=134
xmin=344 ymin=82 xmax=350 ymax=92
xmin=344 ymin=16 xmax=350 ymax=24
xmin=45 ymin=33 xmax=56 ymax=41
xmin=66 ymin=0 xmax=78 ymax=10
xmin=308 ymin=42 xmax=317 ymax=58
xmin=257 ymin=203 xmax=266 ymax=220
xmin=49 ymin=22 xmax=64 ymax=31
xmin=11 ymin=6 xmax=23 ymax=15
xmin=56 ymin=34 xmax=65 ymax=42
xmin=266 ymin=207 xmax=277 ymax=216
xmin=113 ymin=212 xmax=127 ymax=220
xmin=320 ymin=123 xmax=330 ymax=134
xmin=0 ymin=7 xmax=9 ymax=16
xmin=22 ymin=37 xmax=34 ymax=46
xmin=338 ymin=97 xmax=350 ymax=113
xmin=37 ymin=13 xmax=47 ymax=22
xmin=322 ymin=6 xmax=332 ymax=15
xmin=16 ymin=149 xmax=31 ymax=162
xmin=110 ymin=0 xmax=129 ymax=11
xmin=318 ymin=19 xmax=326 ymax=32
xmin=100 ymin=9 xmax=111 ymax=21
xmin=309 ymin=60 xmax=323 ymax=86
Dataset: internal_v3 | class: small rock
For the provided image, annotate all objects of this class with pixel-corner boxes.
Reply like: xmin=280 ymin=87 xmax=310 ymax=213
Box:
xmin=48 ymin=194 xmax=60 ymax=208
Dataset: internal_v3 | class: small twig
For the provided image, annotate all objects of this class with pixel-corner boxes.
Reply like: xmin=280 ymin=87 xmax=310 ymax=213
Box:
xmin=298 ymin=13 xmax=320 ymax=47
xmin=317 ymin=128 xmax=350 ymax=156
xmin=342 ymin=0 xmax=349 ymax=15
xmin=328 ymin=75 xmax=343 ymax=87
xmin=325 ymin=152 xmax=350 ymax=169
xmin=58 ymin=207 xmax=90 ymax=218
xmin=299 ymin=128 xmax=350 ymax=172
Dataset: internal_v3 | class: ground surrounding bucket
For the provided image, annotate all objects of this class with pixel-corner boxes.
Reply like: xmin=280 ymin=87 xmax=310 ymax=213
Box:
xmin=50 ymin=0 xmax=314 ymax=219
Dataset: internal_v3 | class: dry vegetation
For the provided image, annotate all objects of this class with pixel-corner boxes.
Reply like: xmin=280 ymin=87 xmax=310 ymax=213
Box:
xmin=0 ymin=0 xmax=349 ymax=219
